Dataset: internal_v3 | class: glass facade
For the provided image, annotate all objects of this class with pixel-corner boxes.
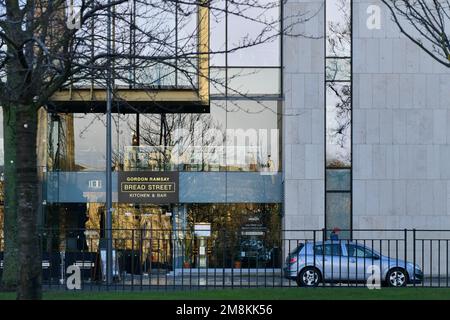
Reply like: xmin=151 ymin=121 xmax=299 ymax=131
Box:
xmin=0 ymin=0 xmax=283 ymax=267
xmin=325 ymin=0 xmax=352 ymax=238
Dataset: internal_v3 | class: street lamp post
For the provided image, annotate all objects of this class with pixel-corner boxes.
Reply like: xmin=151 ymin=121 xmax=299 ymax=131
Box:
xmin=105 ymin=0 xmax=113 ymax=285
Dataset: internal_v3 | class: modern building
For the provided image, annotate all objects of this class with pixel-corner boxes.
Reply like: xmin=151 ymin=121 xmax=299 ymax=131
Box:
xmin=284 ymin=0 xmax=450 ymax=235
xmin=0 ymin=0 xmax=449 ymax=271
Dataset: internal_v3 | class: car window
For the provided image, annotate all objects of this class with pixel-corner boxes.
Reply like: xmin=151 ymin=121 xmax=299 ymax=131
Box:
xmin=314 ymin=244 xmax=342 ymax=256
xmin=291 ymin=243 xmax=304 ymax=255
xmin=346 ymin=244 xmax=376 ymax=258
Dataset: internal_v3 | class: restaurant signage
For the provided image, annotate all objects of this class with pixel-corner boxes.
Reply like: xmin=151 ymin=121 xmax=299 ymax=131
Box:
xmin=118 ymin=171 xmax=179 ymax=203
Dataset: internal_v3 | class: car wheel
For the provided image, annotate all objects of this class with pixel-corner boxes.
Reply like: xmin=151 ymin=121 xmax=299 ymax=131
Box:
xmin=386 ymin=268 xmax=408 ymax=287
xmin=297 ymin=267 xmax=321 ymax=287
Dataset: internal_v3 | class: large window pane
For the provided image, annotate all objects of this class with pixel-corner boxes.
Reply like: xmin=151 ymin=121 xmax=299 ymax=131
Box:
xmin=326 ymin=82 xmax=351 ymax=168
xmin=326 ymin=169 xmax=351 ymax=191
xmin=210 ymin=0 xmax=226 ymax=66
xmin=227 ymin=0 xmax=280 ymax=66
xmin=326 ymin=0 xmax=351 ymax=57
xmin=0 ymin=108 xmax=3 ymax=167
xmin=112 ymin=113 xmax=136 ymax=171
xmin=326 ymin=58 xmax=351 ymax=81
xmin=325 ymin=0 xmax=352 ymax=236
xmin=227 ymin=68 xmax=280 ymax=95
xmin=210 ymin=67 xmax=281 ymax=96
xmin=326 ymin=192 xmax=351 ymax=239
xmin=74 ymin=114 xmax=106 ymax=171
xmin=186 ymin=203 xmax=281 ymax=268
xmin=226 ymin=100 xmax=281 ymax=172
xmin=132 ymin=103 xmax=226 ymax=172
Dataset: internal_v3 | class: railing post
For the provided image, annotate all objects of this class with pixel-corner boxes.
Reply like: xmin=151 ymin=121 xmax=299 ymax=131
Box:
xmin=131 ymin=229 xmax=135 ymax=288
xmin=404 ymin=229 xmax=408 ymax=273
xmin=321 ymin=228 xmax=325 ymax=286
xmin=413 ymin=229 xmax=416 ymax=287
xmin=313 ymin=230 xmax=316 ymax=271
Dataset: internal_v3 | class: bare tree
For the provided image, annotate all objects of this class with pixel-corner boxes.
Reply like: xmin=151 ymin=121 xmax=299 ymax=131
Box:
xmin=0 ymin=0 xmax=318 ymax=298
xmin=382 ymin=0 xmax=450 ymax=68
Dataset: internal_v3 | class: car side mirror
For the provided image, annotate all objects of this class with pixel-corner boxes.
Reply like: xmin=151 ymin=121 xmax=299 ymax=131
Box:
xmin=372 ymin=254 xmax=380 ymax=260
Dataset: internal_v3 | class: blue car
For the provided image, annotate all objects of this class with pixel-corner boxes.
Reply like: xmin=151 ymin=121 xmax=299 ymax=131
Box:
xmin=283 ymin=240 xmax=423 ymax=287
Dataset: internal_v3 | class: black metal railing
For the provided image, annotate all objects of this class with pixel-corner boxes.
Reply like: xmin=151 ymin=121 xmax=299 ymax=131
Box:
xmin=1 ymin=228 xmax=449 ymax=289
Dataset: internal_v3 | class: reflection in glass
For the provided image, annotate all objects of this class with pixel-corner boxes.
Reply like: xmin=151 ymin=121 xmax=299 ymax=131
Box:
xmin=326 ymin=82 xmax=351 ymax=167
xmin=325 ymin=0 xmax=352 ymax=237
xmin=136 ymin=107 xmax=226 ymax=171
xmin=226 ymin=100 xmax=280 ymax=172
xmin=326 ymin=169 xmax=351 ymax=191
xmin=72 ymin=113 xmax=106 ymax=171
xmin=227 ymin=0 xmax=280 ymax=66
xmin=210 ymin=0 xmax=226 ymax=66
xmin=227 ymin=68 xmax=280 ymax=95
xmin=0 ymin=108 xmax=3 ymax=167
xmin=326 ymin=192 xmax=351 ymax=239
xmin=186 ymin=203 xmax=282 ymax=268
xmin=55 ymin=99 xmax=281 ymax=173
xmin=69 ymin=1 xmax=199 ymax=89
xmin=326 ymin=0 xmax=351 ymax=57
xmin=112 ymin=100 xmax=281 ymax=173
xmin=326 ymin=58 xmax=351 ymax=81
xmin=210 ymin=67 xmax=280 ymax=96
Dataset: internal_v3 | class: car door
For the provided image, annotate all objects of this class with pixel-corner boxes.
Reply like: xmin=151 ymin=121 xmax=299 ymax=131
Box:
xmin=314 ymin=243 xmax=348 ymax=282
xmin=346 ymin=243 xmax=381 ymax=281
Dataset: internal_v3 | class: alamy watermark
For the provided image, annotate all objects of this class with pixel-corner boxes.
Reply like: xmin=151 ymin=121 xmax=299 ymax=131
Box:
xmin=366 ymin=4 xmax=382 ymax=30
xmin=366 ymin=265 xmax=381 ymax=290
xmin=66 ymin=265 xmax=82 ymax=290
xmin=66 ymin=1 xmax=81 ymax=30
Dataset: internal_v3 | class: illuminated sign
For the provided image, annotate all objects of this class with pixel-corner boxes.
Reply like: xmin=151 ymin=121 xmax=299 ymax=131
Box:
xmin=118 ymin=172 xmax=179 ymax=204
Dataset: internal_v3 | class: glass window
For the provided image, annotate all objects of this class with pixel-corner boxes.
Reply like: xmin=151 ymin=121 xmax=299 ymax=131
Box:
xmin=0 ymin=108 xmax=3 ymax=167
xmin=210 ymin=67 xmax=281 ymax=96
xmin=210 ymin=0 xmax=226 ymax=66
xmin=326 ymin=169 xmax=351 ymax=191
xmin=227 ymin=68 xmax=280 ymax=95
xmin=73 ymin=113 xmax=106 ymax=171
xmin=175 ymin=2 xmax=198 ymax=88
xmin=326 ymin=192 xmax=351 ymax=237
xmin=346 ymin=244 xmax=376 ymax=258
xmin=326 ymin=0 xmax=351 ymax=57
xmin=226 ymin=100 xmax=280 ymax=172
xmin=326 ymin=58 xmax=351 ymax=81
xmin=134 ymin=103 xmax=226 ymax=172
xmin=314 ymin=244 xmax=342 ymax=256
xmin=186 ymin=203 xmax=282 ymax=268
xmin=325 ymin=0 xmax=352 ymax=237
xmin=112 ymin=113 xmax=136 ymax=171
xmin=326 ymin=82 xmax=351 ymax=168
xmin=227 ymin=1 xmax=280 ymax=66
xmin=209 ymin=67 xmax=227 ymax=95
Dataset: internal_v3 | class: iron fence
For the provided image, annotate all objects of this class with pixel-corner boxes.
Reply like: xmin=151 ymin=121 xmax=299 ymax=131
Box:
xmin=1 ymin=229 xmax=450 ymax=289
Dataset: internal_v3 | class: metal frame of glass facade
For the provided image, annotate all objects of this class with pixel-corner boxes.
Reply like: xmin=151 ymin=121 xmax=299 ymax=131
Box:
xmin=324 ymin=0 xmax=353 ymax=239
xmin=0 ymin=1 xmax=284 ymax=259
xmin=49 ymin=1 xmax=210 ymax=114
xmin=40 ymin=0 xmax=283 ymax=208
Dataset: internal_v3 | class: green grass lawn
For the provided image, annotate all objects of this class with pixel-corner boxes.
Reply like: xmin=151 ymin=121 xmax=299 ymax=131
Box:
xmin=1 ymin=287 xmax=450 ymax=300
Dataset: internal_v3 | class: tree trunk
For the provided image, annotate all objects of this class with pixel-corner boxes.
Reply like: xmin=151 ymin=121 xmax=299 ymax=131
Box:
xmin=16 ymin=104 xmax=41 ymax=300
xmin=1 ymin=106 xmax=19 ymax=290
